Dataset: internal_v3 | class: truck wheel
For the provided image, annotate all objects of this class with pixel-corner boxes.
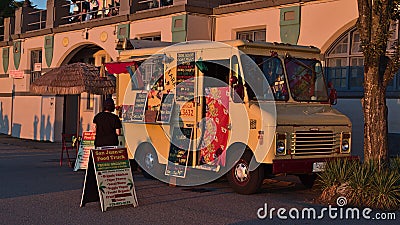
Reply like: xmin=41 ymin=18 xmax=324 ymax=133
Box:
xmin=227 ymin=151 xmax=264 ymax=194
xmin=136 ymin=144 xmax=161 ymax=179
xmin=298 ymin=174 xmax=317 ymax=188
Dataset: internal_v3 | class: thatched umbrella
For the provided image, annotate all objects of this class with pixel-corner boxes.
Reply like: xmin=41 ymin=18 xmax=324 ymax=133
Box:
xmin=30 ymin=62 xmax=116 ymax=136
xmin=30 ymin=62 xmax=115 ymax=95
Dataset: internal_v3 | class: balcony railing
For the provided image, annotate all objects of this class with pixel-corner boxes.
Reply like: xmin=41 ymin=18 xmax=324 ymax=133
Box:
xmin=9 ymin=0 xmax=176 ymax=33
xmin=137 ymin=0 xmax=173 ymax=12
xmin=0 ymin=24 xmax=4 ymax=41
xmin=61 ymin=2 xmax=120 ymax=25
xmin=27 ymin=9 xmax=47 ymax=32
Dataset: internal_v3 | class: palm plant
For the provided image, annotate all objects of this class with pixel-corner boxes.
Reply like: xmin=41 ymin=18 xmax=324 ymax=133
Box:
xmin=369 ymin=169 xmax=400 ymax=209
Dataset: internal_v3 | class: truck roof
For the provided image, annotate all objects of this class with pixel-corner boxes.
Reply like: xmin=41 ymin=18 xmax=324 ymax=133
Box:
xmin=118 ymin=40 xmax=322 ymax=60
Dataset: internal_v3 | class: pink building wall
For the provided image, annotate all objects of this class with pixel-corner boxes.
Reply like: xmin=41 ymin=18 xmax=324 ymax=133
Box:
xmin=1 ymin=0 xmax=382 ymax=144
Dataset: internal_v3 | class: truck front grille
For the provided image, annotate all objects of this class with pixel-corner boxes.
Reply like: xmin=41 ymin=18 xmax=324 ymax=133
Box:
xmin=291 ymin=131 xmax=339 ymax=155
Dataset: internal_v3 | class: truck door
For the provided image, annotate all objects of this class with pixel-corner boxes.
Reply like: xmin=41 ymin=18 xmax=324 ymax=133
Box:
xmin=196 ymin=59 xmax=231 ymax=166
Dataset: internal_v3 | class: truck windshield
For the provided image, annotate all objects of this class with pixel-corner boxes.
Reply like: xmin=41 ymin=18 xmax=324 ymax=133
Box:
xmin=285 ymin=57 xmax=328 ymax=102
xmin=241 ymin=54 xmax=288 ymax=101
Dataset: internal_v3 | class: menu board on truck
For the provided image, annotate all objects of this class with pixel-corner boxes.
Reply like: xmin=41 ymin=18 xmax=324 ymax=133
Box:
xmin=165 ymin=127 xmax=192 ymax=178
xmin=176 ymin=52 xmax=195 ymax=102
xmin=157 ymin=93 xmax=174 ymax=123
xmin=80 ymin=147 xmax=138 ymax=212
xmin=74 ymin=131 xmax=96 ymax=171
xmin=132 ymin=92 xmax=148 ymax=122
xmin=122 ymin=105 xmax=134 ymax=122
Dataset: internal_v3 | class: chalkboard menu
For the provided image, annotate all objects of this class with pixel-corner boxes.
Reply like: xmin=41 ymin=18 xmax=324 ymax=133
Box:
xmin=157 ymin=94 xmax=174 ymax=123
xmin=132 ymin=92 xmax=148 ymax=122
xmin=165 ymin=127 xmax=193 ymax=178
xmin=176 ymin=52 xmax=195 ymax=102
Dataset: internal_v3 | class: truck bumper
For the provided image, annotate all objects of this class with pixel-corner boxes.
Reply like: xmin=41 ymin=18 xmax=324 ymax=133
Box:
xmin=272 ymin=156 xmax=359 ymax=174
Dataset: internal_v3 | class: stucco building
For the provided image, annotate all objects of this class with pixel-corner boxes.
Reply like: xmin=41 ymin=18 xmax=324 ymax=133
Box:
xmin=0 ymin=0 xmax=399 ymax=156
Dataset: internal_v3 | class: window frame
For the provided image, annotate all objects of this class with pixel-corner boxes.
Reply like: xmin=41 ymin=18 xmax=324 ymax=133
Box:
xmin=30 ymin=49 xmax=42 ymax=84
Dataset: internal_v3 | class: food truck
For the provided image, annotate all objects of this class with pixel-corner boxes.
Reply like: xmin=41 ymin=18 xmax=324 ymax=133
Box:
xmin=114 ymin=40 xmax=353 ymax=194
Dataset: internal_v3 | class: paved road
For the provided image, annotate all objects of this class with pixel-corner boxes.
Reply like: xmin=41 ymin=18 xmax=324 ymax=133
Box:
xmin=0 ymin=134 xmax=397 ymax=224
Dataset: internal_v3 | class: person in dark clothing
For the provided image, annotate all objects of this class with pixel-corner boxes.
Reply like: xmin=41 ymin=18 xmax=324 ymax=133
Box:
xmin=93 ymin=98 xmax=122 ymax=148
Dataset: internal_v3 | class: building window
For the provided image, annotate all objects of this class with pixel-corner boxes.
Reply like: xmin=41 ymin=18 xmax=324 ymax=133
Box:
xmin=237 ymin=29 xmax=266 ymax=42
xmin=330 ymin=35 xmax=349 ymax=55
xmin=86 ymin=93 xmax=94 ymax=110
xmin=325 ymin=26 xmax=400 ymax=97
xmin=351 ymin=32 xmax=362 ymax=54
xmin=326 ymin=58 xmax=347 ymax=89
xmin=387 ymin=21 xmax=399 ymax=51
xmin=140 ymin=35 xmax=161 ymax=41
xmin=30 ymin=50 xmax=42 ymax=84
xmin=349 ymin=57 xmax=363 ymax=89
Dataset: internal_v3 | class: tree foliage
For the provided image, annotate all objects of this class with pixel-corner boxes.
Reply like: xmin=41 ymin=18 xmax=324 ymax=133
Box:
xmin=0 ymin=0 xmax=25 ymax=19
xmin=357 ymin=0 xmax=400 ymax=164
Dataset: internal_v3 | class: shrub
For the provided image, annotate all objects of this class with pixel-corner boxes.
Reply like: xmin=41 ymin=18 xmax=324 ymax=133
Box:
xmin=317 ymin=158 xmax=357 ymax=189
xmin=317 ymin=158 xmax=400 ymax=210
xmin=369 ymin=167 xmax=400 ymax=209
xmin=346 ymin=160 xmax=377 ymax=206
xmin=317 ymin=158 xmax=357 ymax=204
xmin=390 ymin=157 xmax=400 ymax=172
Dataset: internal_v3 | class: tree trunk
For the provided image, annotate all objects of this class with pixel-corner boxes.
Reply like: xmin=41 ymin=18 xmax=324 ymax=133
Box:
xmin=363 ymin=66 xmax=388 ymax=164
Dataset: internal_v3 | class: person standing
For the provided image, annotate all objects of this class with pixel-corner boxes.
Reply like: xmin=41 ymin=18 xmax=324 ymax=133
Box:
xmin=90 ymin=0 xmax=99 ymax=19
xmin=93 ymin=98 xmax=122 ymax=148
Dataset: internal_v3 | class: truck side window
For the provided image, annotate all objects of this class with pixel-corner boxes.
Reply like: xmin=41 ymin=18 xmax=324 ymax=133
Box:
xmin=241 ymin=54 xmax=288 ymax=101
xmin=200 ymin=59 xmax=230 ymax=87
xmin=131 ymin=56 xmax=164 ymax=90
xmin=231 ymin=55 xmax=244 ymax=102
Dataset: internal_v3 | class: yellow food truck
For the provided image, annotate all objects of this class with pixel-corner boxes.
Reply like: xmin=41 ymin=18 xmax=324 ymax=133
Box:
xmin=114 ymin=40 xmax=354 ymax=194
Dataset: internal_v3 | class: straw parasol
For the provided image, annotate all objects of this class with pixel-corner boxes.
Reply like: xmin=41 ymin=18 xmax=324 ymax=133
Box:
xmin=30 ymin=62 xmax=115 ymax=95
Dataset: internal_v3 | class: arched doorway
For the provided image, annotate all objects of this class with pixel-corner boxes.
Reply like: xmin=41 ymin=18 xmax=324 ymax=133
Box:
xmin=61 ymin=44 xmax=112 ymax=136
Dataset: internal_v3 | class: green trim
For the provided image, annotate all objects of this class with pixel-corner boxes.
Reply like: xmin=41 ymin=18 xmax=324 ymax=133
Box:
xmin=13 ymin=41 xmax=21 ymax=70
xmin=44 ymin=36 xmax=54 ymax=67
xmin=280 ymin=6 xmax=301 ymax=45
xmin=171 ymin=15 xmax=187 ymax=42
xmin=280 ymin=6 xmax=300 ymax=26
xmin=2 ymin=47 xmax=9 ymax=73
xmin=117 ymin=24 xmax=130 ymax=40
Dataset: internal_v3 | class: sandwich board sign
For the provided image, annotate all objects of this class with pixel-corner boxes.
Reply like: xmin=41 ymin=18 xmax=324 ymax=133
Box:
xmin=80 ymin=147 xmax=138 ymax=211
xmin=74 ymin=131 xmax=95 ymax=171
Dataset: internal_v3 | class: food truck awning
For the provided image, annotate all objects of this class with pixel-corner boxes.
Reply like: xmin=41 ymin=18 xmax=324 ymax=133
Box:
xmin=104 ymin=61 xmax=137 ymax=74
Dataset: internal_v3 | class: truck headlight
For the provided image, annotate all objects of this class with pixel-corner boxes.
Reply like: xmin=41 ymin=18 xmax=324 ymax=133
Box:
xmin=277 ymin=141 xmax=285 ymax=154
xmin=341 ymin=140 xmax=349 ymax=152
xmin=276 ymin=133 xmax=287 ymax=155
xmin=340 ymin=133 xmax=351 ymax=153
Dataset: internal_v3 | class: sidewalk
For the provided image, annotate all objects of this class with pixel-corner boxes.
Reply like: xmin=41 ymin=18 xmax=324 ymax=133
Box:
xmin=0 ymin=134 xmax=62 ymax=151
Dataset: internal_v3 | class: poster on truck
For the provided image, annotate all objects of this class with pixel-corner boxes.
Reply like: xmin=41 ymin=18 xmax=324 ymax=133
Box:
xmin=74 ymin=131 xmax=96 ymax=171
xmin=156 ymin=93 xmax=174 ymax=123
xmin=176 ymin=52 xmax=195 ymax=102
xmin=132 ymin=92 xmax=148 ymax=122
xmin=165 ymin=127 xmax=193 ymax=178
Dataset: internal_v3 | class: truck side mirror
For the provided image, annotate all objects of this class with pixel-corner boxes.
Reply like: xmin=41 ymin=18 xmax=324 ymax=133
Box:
xmin=328 ymin=81 xmax=337 ymax=105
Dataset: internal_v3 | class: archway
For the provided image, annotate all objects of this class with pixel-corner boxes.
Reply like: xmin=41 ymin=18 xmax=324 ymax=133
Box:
xmin=59 ymin=44 xmax=111 ymax=136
